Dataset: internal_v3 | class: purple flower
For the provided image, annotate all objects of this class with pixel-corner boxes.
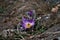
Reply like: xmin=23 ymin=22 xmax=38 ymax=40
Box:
xmin=26 ymin=10 xmax=35 ymax=16
xmin=21 ymin=17 xmax=35 ymax=29
xmin=28 ymin=10 xmax=33 ymax=15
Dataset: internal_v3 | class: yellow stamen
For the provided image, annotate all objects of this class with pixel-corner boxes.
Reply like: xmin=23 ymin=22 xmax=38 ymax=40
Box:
xmin=26 ymin=23 xmax=32 ymax=28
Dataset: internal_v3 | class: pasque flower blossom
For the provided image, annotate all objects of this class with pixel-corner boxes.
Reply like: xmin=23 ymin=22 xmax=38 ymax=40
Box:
xmin=26 ymin=10 xmax=35 ymax=16
xmin=28 ymin=10 xmax=33 ymax=16
xmin=21 ymin=17 xmax=35 ymax=29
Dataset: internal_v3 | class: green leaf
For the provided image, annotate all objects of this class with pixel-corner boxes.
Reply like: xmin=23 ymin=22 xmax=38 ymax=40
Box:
xmin=0 ymin=7 xmax=4 ymax=13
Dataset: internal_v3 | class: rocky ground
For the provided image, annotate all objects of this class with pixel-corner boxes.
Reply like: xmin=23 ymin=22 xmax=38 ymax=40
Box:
xmin=0 ymin=0 xmax=60 ymax=40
